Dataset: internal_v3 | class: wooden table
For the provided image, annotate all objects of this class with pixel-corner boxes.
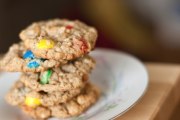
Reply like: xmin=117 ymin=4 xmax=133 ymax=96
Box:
xmin=117 ymin=63 xmax=180 ymax=120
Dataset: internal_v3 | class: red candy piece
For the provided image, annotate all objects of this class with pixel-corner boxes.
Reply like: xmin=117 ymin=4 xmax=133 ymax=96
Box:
xmin=80 ymin=38 xmax=88 ymax=53
xmin=66 ymin=25 xmax=73 ymax=29
xmin=73 ymin=38 xmax=89 ymax=53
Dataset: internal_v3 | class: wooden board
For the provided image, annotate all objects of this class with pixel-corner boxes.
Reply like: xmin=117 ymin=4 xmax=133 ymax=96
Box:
xmin=117 ymin=63 xmax=180 ymax=120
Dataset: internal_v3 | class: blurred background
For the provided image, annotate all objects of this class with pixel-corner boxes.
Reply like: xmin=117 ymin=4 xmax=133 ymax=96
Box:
xmin=0 ymin=0 xmax=180 ymax=119
xmin=1 ymin=0 xmax=180 ymax=63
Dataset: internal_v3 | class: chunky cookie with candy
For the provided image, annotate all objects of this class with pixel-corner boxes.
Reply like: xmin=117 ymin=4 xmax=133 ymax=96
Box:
xmin=0 ymin=43 xmax=67 ymax=72
xmin=20 ymin=55 xmax=95 ymax=92
xmin=6 ymin=81 xmax=83 ymax=107
xmin=4 ymin=19 xmax=100 ymax=120
xmin=19 ymin=19 xmax=98 ymax=61
xmin=19 ymin=83 xmax=99 ymax=120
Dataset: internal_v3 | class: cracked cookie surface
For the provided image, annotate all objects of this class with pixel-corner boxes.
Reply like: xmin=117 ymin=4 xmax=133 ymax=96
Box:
xmin=6 ymin=81 xmax=83 ymax=107
xmin=20 ymin=82 xmax=100 ymax=120
xmin=0 ymin=43 xmax=66 ymax=72
xmin=20 ymin=55 xmax=95 ymax=92
xmin=20 ymin=19 xmax=97 ymax=61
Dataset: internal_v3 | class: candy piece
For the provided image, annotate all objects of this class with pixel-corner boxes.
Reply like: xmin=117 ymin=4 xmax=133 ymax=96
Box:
xmin=80 ymin=38 xmax=88 ymax=53
xmin=37 ymin=39 xmax=55 ymax=49
xmin=40 ymin=69 xmax=52 ymax=85
xmin=23 ymin=50 xmax=35 ymax=59
xmin=27 ymin=59 xmax=41 ymax=68
xmin=25 ymin=97 xmax=41 ymax=107
xmin=66 ymin=25 xmax=73 ymax=29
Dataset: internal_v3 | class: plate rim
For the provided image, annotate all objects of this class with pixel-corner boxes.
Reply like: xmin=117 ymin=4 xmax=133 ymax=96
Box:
xmin=91 ymin=48 xmax=149 ymax=120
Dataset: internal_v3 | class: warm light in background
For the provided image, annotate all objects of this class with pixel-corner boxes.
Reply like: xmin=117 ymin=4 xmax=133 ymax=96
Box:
xmin=0 ymin=0 xmax=180 ymax=62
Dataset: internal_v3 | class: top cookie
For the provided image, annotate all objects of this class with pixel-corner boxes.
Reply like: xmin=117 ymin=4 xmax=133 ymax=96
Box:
xmin=19 ymin=19 xmax=98 ymax=61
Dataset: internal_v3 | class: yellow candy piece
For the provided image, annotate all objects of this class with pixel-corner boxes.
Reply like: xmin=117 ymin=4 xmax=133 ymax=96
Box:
xmin=37 ymin=39 xmax=55 ymax=49
xmin=25 ymin=97 xmax=41 ymax=107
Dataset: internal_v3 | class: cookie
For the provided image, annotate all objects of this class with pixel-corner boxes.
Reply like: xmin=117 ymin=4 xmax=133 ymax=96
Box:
xmin=0 ymin=43 xmax=67 ymax=72
xmin=6 ymin=81 xmax=83 ymax=107
xmin=19 ymin=19 xmax=98 ymax=61
xmin=20 ymin=55 xmax=95 ymax=92
xmin=20 ymin=83 xmax=100 ymax=120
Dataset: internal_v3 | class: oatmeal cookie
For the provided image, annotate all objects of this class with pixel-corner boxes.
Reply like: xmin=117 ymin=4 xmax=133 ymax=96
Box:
xmin=6 ymin=81 xmax=83 ymax=107
xmin=0 ymin=43 xmax=66 ymax=72
xmin=19 ymin=19 xmax=97 ymax=61
xmin=20 ymin=55 xmax=95 ymax=92
xmin=20 ymin=83 xmax=100 ymax=119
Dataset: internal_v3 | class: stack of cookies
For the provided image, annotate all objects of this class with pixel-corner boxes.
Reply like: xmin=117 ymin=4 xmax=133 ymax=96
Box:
xmin=0 ymin=19 xmax=100 ymax=120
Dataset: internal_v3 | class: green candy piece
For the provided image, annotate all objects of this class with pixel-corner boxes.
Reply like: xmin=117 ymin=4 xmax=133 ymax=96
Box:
xmin=40 ymin=69 xmax=52 ymax=85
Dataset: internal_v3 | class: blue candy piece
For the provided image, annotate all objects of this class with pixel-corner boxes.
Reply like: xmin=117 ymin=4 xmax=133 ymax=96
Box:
xmin=23 ymin=50 xmax=35 ymax=59
xmin=27 ymin=59 xmax=41 ymax=68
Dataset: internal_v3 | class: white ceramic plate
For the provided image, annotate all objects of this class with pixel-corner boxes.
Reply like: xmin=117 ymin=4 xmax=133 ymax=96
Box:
xmin=0 ymin=48 xmax=149 ymax=120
